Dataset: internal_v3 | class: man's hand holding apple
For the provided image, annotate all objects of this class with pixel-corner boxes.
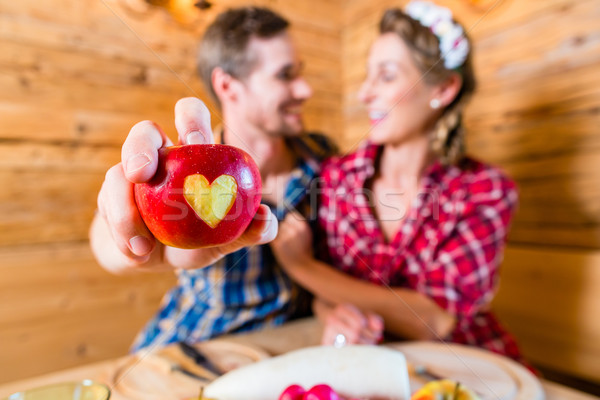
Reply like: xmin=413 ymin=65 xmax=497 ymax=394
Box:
xmin=91 ymin=97 xmax=278 ymax=274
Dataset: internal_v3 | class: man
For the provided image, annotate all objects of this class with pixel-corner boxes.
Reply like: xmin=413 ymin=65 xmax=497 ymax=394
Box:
xmin=90 ymin=7 xmax=335 ymax=351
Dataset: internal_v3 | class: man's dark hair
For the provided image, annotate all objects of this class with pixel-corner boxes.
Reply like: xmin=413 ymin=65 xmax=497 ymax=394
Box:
xmin=197 ymin=7 xmax=289 ymax=105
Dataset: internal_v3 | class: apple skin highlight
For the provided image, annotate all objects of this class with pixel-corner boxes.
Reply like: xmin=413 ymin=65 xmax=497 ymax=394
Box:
xmin=134 ymin=144 xmax=262 ymax=249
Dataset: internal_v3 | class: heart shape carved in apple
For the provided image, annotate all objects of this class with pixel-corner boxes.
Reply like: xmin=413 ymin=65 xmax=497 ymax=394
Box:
xmin=135 ymin=144 xmax=261 ymax=248
xmin=183 ymin=174 xmax=238 ymax=228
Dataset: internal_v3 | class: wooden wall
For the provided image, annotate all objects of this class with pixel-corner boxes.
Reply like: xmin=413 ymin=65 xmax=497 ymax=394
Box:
xmin=1 ymin=0 xmax=599 ymax=387
xmin=0 ymin=0 xmax=342 ymax=383
xmin=342 ymin=0 xmax=600 ymax=384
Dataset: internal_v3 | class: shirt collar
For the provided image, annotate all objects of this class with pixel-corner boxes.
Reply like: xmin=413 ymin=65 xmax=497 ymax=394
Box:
xmin=348 ymin=140 xmax=454 ymax=190
xmin=217 ymin=127 xmax=330 ymax=220
xmin=343 ymin=140 xmax=380 ymax=181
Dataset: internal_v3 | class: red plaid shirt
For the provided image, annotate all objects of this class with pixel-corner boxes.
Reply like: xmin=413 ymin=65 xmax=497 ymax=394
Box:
xmin=317 ymin=141 xmax=523 ymax=362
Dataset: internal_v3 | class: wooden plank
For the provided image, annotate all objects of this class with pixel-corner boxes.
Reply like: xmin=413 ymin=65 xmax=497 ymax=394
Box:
xmin=0 ymin=101 xmax=79 ymax=143
xmin=0 ymin=99 xmax=228 ymax=147
xmin=0 ymin=141 xmax=115 ymax=244
xmin=460 ymin=0 xmax=584 ymax=40
xmin=304 ymin=57 xmax=343 ymax=89
xmin=403 ymin=0 xmax=581 ymax=41
xmin=341 ymin=13 xmax=377 ymax=84
xmin=0 ymin=72 xmax=197 ymax=117
xmin=275 ymin=1 xmax=342 ymax=34
xmin=199 ymin=0 xmax=343 ymax=33
xmin=469 ymin=64 xmax=600 ymax=123
xmin=474 ymin=0 xmax=600 ymax=77
xmin=499 ymin=149 xmax=600 ymax=182
xmin=0 ymin=311 xmax=142 ymax=383
xmin=465 ymin=111 xmax=600 ymax=164
xmin=0 ymin=243 xmax=175 ymax=325
xmin=515 ymin=175 xmax=600 ymax=225
xmin=0 ymin=13 xmax=197 ymax=69
xmin=0 ymin=39 xmax=196 ymax=90
xmin=290 ymin=27 xmax=342 ymax=62
xmin=0 ymin=141 xmax=119 ymax=172
xmin=0 ymin=241 xmax=176 ymax=383
xmin=0 ymin=15 xmax=343 ymax=85
xmin=342 ymin=0 xmax=394 ymax=30
xmin=303 ymin=108 xmax=344 ymax=140
xmin=509 ymin=225 xmax=600 ymax=251
xmin=0 ymin=169 xmax=102 ymax=246
xmin=341 ymin=0 xmax=578 ymax=39
xmin=493 ymin=245 xmax=600 ymax=382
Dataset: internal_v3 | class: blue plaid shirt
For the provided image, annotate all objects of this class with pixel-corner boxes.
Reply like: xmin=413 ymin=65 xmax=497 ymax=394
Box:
xmin=131 ymin=134 xmax=336 ymax=351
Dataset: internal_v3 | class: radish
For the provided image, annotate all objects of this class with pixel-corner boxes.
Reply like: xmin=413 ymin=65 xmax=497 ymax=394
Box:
xmin=279 ymin=384 xmax=306 ymax=400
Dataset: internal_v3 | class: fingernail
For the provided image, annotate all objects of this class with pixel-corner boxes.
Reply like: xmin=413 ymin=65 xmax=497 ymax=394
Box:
xmin=129 ymin=236 xmax=152 ymax=256
xmin=186 ymin=131 xmax=207 ymax=145
xmin=126 ymin=153 xmax=151 ymax=174
xmin=262 ymin=212 xmax=278 ymax=241
xmin=255 ymin=205 xmax=271 ymax=221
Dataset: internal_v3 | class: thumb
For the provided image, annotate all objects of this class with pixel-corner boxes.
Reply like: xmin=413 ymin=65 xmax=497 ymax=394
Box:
xmin=174 ymin=97 xmax=214 ymax=145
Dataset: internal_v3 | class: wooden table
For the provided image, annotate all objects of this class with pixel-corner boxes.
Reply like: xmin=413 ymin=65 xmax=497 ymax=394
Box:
xmin=0 ymin=318 xmax=596 ymax=400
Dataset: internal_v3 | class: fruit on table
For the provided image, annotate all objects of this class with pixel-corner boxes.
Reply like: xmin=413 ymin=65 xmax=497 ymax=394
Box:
xmin=134 ymin=144 xmax=262 ymax=249
xmin=279 ymin=384 xmax=358 ymax=400
xmin=304 ymin=384 xmax=340 ymax=400
xmin=279 ymin=384 xmax=306 ymax=400
xmin=410 ymin=380 xmax=480 ymax=400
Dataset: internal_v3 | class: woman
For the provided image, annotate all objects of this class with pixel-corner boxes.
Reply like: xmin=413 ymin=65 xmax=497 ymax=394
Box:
xmin=271 ymin=1 xmax=524 ymax=363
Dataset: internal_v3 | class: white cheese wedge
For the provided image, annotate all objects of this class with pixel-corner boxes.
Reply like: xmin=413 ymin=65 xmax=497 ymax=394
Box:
xmin=203 ymin=345 xmax=411 ymax=400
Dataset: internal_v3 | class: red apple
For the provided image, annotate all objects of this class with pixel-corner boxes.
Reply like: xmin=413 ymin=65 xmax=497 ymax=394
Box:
xmin=278 ymin=384 xmax=306 ymax=400
xmin=304 ymin=384 xmax=340 ymax=400
xmin=134 ymin=144 xmax=262 ymax=249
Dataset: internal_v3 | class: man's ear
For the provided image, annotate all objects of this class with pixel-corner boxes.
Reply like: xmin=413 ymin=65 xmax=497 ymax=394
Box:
xmin=211 ymin=67 xmax=242 ymax=104
xmin=432 ymin=73 xmax=463 ymax=108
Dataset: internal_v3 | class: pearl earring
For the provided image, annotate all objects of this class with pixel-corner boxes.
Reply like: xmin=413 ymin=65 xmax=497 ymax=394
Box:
xmin=430 ymin=99 xmax=442 ymax=109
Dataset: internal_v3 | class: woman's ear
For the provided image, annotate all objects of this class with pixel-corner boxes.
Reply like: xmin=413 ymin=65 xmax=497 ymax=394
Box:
xmin=211 ymin=67 xmax=242 ymax=104
xmin=432 ymin=73 xmax=463 ymax=108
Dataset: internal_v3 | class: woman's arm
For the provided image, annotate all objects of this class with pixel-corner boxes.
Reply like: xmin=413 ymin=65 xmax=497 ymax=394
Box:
xmin=295 ymin=254 xmax=454 ymax=340
xmin=271 ymin=214 xmax=455 ymax=341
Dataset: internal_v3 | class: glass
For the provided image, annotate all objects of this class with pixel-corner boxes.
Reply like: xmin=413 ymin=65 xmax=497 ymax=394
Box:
xmin=2 ymin=380 xmax=110 ymax=400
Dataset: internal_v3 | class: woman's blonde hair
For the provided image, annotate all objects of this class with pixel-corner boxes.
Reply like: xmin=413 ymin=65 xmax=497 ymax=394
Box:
xmin=380 ymin=8 xmax=476 ymax=165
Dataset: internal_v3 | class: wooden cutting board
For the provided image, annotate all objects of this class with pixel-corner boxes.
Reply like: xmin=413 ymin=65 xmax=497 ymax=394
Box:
xmin=108 ymin=340 xmax=270 ymax=400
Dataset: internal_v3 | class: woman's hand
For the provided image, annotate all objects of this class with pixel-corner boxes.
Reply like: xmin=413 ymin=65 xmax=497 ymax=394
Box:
xmin=270 ymin=212 xmax=314 ymax=272
xmin=318 ymin=301 xmax=384 ymax=346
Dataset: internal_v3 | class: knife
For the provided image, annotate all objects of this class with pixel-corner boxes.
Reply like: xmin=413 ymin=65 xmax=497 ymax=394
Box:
xmin=178 ymin=341 xmax=223 ymax=377
xmin=413 ymin=364 xmax=444 ymax=381
xmin=143 ymin=353 xmax=210 ymax=382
